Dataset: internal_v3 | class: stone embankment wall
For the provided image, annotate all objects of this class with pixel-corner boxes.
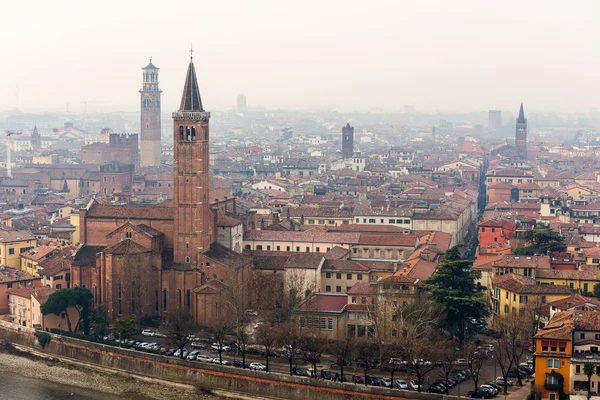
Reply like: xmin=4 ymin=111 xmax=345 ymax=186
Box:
xmin=0 ymin=321 xmax=459 ymax=400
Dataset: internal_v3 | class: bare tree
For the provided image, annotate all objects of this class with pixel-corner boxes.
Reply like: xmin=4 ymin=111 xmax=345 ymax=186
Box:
xmin=204 ymin=320 xmax=234 ymax=365
xmin=438 ymin=338 xmax=460 ymax=395
xmin=329 ymin=336 xmax=355 ymax=382
xmin=465 ymin=343 xmax=488 ymax=392
xmin=256 ymin=323 xmax=278 ymax=372
xmin=299 ymin=327 xmax=327 ymax=379
xmin=493 ymin=314 xmax=531 ymax=393
xmin=161 ymin=308 xmax=195 ymax=359
xmin=235 ymin=320 xmax=251 ymax=369
xmin=278 ymin=320 xmax=302 ymax=376
xmin=354 ymin=338 xmax=380 ymax=387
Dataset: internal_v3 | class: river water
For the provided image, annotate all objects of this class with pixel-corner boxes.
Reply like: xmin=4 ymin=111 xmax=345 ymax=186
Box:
xmin=0 ymin=371 xmax=151 ymax=400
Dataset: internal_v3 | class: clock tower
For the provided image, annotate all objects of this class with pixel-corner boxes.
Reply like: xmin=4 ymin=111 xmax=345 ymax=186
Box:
xmin=515 ymin=103 xmax=527 ymax=159
xmin=140 ymin=59 xmax=162 ymax=167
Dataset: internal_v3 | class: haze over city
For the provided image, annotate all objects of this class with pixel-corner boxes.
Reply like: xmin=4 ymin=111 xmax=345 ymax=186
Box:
xmin=1 ymin=0 xmax=598 ymax=113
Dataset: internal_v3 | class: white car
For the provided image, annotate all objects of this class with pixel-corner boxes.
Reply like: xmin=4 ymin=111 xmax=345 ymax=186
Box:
xmin=212 ymin=358 xmax=229 ymax=365
xmin=187 ymin=351 xmax=199 ymax=360
xmin=245 ymin=309 xmax=259 ymax=316
xmin=196 ymin=355 xmax=213 ymax=362
xmin=141 ymin=329 xmax=156 ymax=337
xmin=496 ymin=376 xmax=513 ymax=386
xmin=396 ymin=379 xmax=408 ymax=389
xmin=480 ymin=384 xmax=498 ymax=395
xmin=250 ymin=362 xmax=266 ymax=371
xmin=381 ymin=378 xmax=392 ymax=388
xmin=410 ymin=380 xmax=422 ymax=391
xmin=153 ymin=332 xmax=166 ymax=338
xmin=456 ymin=358 xmax=467 ymax=365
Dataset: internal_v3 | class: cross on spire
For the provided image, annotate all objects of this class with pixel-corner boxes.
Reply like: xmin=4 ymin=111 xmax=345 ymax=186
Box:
xmin=190 ymin=44 xmax=194 ymax=61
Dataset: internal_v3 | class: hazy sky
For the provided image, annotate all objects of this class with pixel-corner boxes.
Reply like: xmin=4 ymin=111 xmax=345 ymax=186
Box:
xmin=0 ymin=0 xmax=598 ymax=113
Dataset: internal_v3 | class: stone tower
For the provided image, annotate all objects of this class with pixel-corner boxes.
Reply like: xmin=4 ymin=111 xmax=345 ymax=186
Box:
xmin=31 ymin=125 xmax=41 ymax=151
xmin=140 ymin=59 xmax=162 ymax=167
xmin=342 ymin=123 xmax=354 ymax=159
xmin=515 ymin=103 xmax=527 ymax=159
xmin=172 ymin=55 xmax=212 ymax=264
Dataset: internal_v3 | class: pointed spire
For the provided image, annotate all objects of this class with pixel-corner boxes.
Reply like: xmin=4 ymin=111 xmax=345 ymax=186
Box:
xmin=517 ymin=103 xmax=526 ymax=123
xmin=179 ymin=57 xmax=204 ymax=112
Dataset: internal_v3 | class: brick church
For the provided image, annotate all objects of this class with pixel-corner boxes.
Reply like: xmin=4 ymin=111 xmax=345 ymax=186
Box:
xmin=71 ymin=56 xmax=249 ymax=323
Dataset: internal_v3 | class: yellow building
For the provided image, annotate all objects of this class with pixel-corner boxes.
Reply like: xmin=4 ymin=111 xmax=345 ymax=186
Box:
xmin=296 ymin=293 xmax=348 ymax=340
xmin=583 ymin=247 xmax=600 ymax=265
xmin=534 ymin=311 xmax=572 ymax=400
xmin=535 ymin=269 xmax=600 ymax=297
xmin=0 ymin=229 xmax=36 ymax=269
xmin=491 ymin=273 xmax=572 ymax=316
xmin=20 ymin=245 xmax=57 ymax=275
xmin=7 ymin=286 xmax=78 ymax=330
xmin=70 ymin=210 xmax=80 ymax=245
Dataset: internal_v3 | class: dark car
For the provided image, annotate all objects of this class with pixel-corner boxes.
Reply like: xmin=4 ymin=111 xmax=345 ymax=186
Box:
xmin=292 ymin=366 xmax=307 ymax=376
xmin=518 ymin=366 xmax=533 ymax=376
xmin=333 ymin=372 xmax=348 ymax=382
xmin=352 ymin=375 xmax=364 ymax=384
xmin=165 ymin=348 xmax=176 ymax=356
xmin=428 ymin=385 xmax=445 ymax=394
xmin=366 ymin=375 xmax=381 ymax=386
xmin=485 ymin=382 xmax=502 ymax=392
xmin=467 ymin=390 xmax=489 ymax=398
xmin=232 ymin=360 xmax=249 ymax=368
xmin=507 ymin=369 xmax=526 ymax=379
xmin=320 ymin=370 xmax=332 ymax=380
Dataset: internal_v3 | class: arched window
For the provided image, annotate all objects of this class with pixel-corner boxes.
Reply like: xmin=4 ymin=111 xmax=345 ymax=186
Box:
xmin=177 ymin=290 xmax=182 ymax=308
xmin=117 ymin=281 xmax=122 ymax=315
xmin=202 ymin=126 xmax=207 ymax=140
xmin=150 ymin=72 xmax=154 ymax=82
xmin=186 ymin=126 xmax=191 ymax=141
xmin=179 ymin=126 xmax=184 ymax=141
xmin=163 ymin=288 xmax=167 ymax=311
xmin=186 ymin=290 xmax=191 ymax=312
xmin=191 ymin=127 xmax=196 ymax=141
xmin=185 ymin=256 xmax=190 ymax=263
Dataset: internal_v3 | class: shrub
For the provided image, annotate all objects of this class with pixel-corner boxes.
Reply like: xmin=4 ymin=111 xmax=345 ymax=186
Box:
xmin=35 ymin=331 xmax=52 ymax=349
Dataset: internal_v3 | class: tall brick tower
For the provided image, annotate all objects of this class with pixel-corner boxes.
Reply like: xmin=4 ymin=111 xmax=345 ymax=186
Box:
xmin=172 ymin=55 xmax=212 ymax=264
xmin=140 ymin=59 xmax=162 ymax=167
xmin=342 ymin=123 xmax=354 ymax=159
xmin=515 ymin=103 xmax=527 ymax=159
xmin=31 ymin=125 xmax=41 ymax=151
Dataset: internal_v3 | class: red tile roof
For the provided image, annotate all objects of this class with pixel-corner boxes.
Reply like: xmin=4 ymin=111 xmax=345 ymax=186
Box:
xmin=299 ymin=294 xmax=348 ymax=313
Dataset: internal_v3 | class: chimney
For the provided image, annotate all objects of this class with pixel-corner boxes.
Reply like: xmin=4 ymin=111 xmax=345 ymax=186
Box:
xmin=260 ymin=218 xmax=265 ymax=230
xmin=287 ymin=207 xmax=291 ymax=221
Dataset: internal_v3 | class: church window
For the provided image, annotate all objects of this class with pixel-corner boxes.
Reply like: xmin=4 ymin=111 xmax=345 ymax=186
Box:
xmin=150 ymin=72 xmax=154 ymax=82
xmin=186 ymin=290 xmax=191 ymax=312
xmin=191 ymin=127 xmax=196 ymax=141
xmin=185 ymin=256 xmax=190 ymax=263
xmin=186 ymin=126 xmax=191 ymax=141
xmin=186 ymin=243 xmax=189 ymax=248
xmin=155 ymin=289 xmax=159 ymax=311
xmin=163 ymin=288 xmax=167 ymax=311
xmin=117 ymin=282 xmax=122 ymax=315
xmin=179 ymin=126 xmax=184 ymax=141
xmin=112 ymin=176 xmax=116 ymax=183
xmin=177 ymin=290 xmax=182 ymax=308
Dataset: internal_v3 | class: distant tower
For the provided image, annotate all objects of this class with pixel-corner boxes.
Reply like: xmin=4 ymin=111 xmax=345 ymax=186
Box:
xmin=236 ymin=94 xmax=247 ymax=114
xmin=173 ymin=54 xmax=212 ymax=264
xmin=139 ymin=59 xmax=162 ymax=167
xmin=342 ymin=123 xmax=354 ymax=159
xmin=515 ymin=103 xmax=527 ymax=159
xmin=31 ymin=125 xmax=41 ymax=151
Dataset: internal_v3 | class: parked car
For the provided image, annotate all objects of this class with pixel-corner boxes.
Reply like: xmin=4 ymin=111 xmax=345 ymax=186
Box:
xmin=245 ymin=309 xmax=259 ymax=316
xmin=352 ymin=375 xmax=364 ymax=384
xmin=320 ymin=370 xmax=332 ymax=380
xmin=366 ymin=375 xmax=381 ymax=386
xmin=467 ymin=389 xmax=492 ymax=398
xmin=250 ymin=362 xmax=266 ymax=371
xmin=165 ymin=348 xmax=176 ymax=356
xmin=196 ymin=355 xmax=213 ymax=362
xmin=153 ymin=332 xmax=166 ymax=338
xmin=495 ymin=377 xmax=513 ymax=386
xmin=191 ymin=342 xmax=206 ymax=349
xmin=480 ymin=384 xmax=498 ymax=396
xmin=485 ymin=382 xmax=502 ymax=392
xmin=232 ymin=360 xmax=249 ymax=368
xmin=456 ymin=358 xmax=467 ymax=365
xmin=141 ymin=329 xmax=156 ymax=337
xmin=212 ymin=358 xmax=229 ymax=365
xmin=211 ymin=343 xmax=231 ymax=352
xmin=507 ymin=369 xmax=526 ymax=379
xmin=292 ymin=366 xmax=307 ymax=376
xmin=428 ymin=384 xmax=445 ymax=394
xmin=187 ymin=351 xmax=199 ymax=360
xmin=410 ymin=380 xmax=422 ymax=391
xmin=158 ymin=348 xmax=166 ymax=355
xmin=395 ymin=379 xmax=408 ymax=389
xmin=381 ymin=378 xmax=392 ymax=388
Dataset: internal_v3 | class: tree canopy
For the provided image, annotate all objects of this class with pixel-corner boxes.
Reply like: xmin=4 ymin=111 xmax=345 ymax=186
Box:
xmin=40 ymin=287 xmax=93 ymax=334
xmin=514 ymin=229 xmax=566 ymax=255
xmin=112 ymin=315 xmax=136 ymax=341
xmin=425 ymin=246 xmax=488 ymax=341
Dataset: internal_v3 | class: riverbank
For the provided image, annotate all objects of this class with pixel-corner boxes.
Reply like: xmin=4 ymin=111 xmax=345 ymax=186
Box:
xmin=0 ymin=345 xmax=217 ymax=400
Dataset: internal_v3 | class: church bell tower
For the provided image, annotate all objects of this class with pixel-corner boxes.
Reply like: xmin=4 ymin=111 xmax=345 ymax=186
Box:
xmin=172 ymin=54 xmax=212 ymax=264
xmin=140 ymin=59 xmax=162 ymax=167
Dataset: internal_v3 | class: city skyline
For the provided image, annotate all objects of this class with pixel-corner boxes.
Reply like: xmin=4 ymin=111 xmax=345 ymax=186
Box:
xmin=1 ymin=0 xmax=598 ymax=113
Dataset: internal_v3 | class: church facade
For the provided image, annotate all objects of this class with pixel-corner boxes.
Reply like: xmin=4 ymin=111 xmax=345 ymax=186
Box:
xmin=71 ymin=57 xmax=248 ymax=323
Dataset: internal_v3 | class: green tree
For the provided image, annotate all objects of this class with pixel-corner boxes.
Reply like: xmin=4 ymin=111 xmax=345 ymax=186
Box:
xmin=40 ymin=287 xmax=93 ymax=334
xmin=584 ymin=362 xmax=595 ymax=400
xmin=112 ymin=315 xmax=136 ymax=341
xmin=425 ymin=246 xmax=488 ymax=341
xmin=90 ymin=305 xmax=110 ymax=339
xmin=35 ymin=331 xmax=52 ymax=349
xmin=594 ymin=283 xmax=600 ymax=299
xmin=515 ymin=229 xmax=566 ymax=255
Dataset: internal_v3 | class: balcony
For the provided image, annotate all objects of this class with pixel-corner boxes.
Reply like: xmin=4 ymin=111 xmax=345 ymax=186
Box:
xmin=544 ymin=371 xmax=564 ymax=391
